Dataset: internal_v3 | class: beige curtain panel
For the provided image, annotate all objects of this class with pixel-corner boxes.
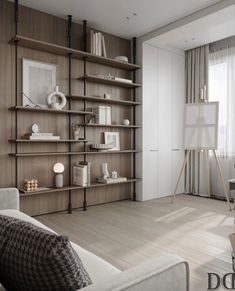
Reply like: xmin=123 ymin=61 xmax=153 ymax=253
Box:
xmin=185 ymin=45 xmax=209 ymax=194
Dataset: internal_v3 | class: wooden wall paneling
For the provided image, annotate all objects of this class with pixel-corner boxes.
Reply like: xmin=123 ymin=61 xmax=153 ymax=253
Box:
xmin=0 ymin=1 xmax=15 ymax=188
xmin=0 ymin=0 xmax=136 ymax=215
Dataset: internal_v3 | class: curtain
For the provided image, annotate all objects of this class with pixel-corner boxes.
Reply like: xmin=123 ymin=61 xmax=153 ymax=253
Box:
xmin=208 ymin=42 xmax=235 ymax=197
xmin=185 ymin=45 xmax=209 ymax=194
xmin=209 ymin=45 xmax=235 ymax=157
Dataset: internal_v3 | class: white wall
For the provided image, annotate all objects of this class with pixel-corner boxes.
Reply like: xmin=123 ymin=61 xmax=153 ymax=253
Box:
xmin=136 ymin=42 xmax=185 ymax=201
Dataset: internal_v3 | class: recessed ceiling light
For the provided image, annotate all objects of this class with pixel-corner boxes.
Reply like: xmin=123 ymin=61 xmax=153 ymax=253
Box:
xmin=133 ymin=13 xmax=137 ymax=16
xmin=126 ymin=16 xmax=130 ymax=20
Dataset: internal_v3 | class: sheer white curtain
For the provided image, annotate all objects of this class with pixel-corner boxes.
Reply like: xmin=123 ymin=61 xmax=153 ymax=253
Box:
xmin=208 ymin=45 xmax=235 ymax=196
xmin=209 ymin=46 xmax=235 ymax=157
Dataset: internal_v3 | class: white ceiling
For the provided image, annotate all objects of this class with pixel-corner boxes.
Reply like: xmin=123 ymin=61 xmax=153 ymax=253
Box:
xmin=147 ymin=4 xmax=235 ymax=50
xmin=15 ymin=0 xmax=223 ymax=39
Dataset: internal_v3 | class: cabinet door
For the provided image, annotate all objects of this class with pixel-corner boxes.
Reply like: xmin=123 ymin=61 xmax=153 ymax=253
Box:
xmin=144 ymin=149 xmax=159 ymax=200
xmin=171 ymin=150 xmax=185 ymax=194
xmin=143 ymin=44 xmax=158 ymax=149
xmin=158 ymin=48 xmax=171 ymax=152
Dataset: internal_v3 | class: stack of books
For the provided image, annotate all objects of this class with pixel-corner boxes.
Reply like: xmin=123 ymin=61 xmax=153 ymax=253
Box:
xmin=89 ymin=30 xmax=107 ymax=57
xmin=22 ymin=133 xmax=60 ymax=140
xmin=93 ymin=106 xmax=111 ymax=125
xmin=73 ymin=162 xmax=91 ymax=187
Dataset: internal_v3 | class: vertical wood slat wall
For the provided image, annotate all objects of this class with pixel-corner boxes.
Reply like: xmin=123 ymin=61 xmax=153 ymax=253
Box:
xmin=0 ymin=0 xmax=140 ymax=216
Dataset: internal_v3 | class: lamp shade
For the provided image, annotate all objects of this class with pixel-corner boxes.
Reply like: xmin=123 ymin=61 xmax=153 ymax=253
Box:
xmin=53 ymin=163 xmax=64 ymax=174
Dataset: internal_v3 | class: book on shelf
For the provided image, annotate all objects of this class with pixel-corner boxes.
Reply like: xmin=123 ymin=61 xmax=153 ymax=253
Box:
xmin=93 ymin=105 xmax=111 ymax=125
xmin=79 ymin=161 xmax=91 ymax=186
xmin=97 ymin=177 xmax=127 ymax=184
xmin=29 ymin=136 xmax=60 ymax=140
xmin=73 ymin=164 xmax=87 ymax=187
xmin=32 ymin=133 xmax=53 ymax=136
xmin=21 ymin=133 xmax=60 ymax=140
xmin=89 ymin=30 xmax=107 ymax=57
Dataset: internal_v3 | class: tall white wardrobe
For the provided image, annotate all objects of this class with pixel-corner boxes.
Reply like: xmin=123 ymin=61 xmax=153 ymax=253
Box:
xmin=136 ymin=43 xmax=185 ymax=201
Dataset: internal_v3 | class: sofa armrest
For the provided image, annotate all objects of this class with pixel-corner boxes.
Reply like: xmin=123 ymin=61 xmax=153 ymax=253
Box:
xmin=82 ymin=255 xmax=189 ymax=291
xmin=0 ymin=188 xmax=19 ymax=210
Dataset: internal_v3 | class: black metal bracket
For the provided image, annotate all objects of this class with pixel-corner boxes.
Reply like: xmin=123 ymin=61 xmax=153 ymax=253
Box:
xmin=83 ymin=20 xmax=87 ymax=52
xmin=68 ymin=15 xmax=72 ymax=48
xmin=14 ymin=0 xmax=19 ymax=35
xmin=82 ymin=21 xmax=88 ymax=211
xmin=132 ymin=37 xmax=137 ymax=201
xmin=68 ymin=15 xmax=73 ymax=214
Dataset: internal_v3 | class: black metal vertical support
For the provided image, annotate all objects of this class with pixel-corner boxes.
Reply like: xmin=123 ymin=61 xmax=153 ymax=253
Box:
xmin=14 ymin=0 xmax=19 ymax=188
xmin=132 ymin=37 xmax=137 ymax=201
xmin=67 ymin=15 xmax=72 ymax=213
xmin=83 ymin=20 xmax=88 ymax=211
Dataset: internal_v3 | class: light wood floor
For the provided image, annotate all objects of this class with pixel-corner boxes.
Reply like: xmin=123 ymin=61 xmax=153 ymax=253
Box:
xmin=37 ymin=194 xmax=235 ymax=291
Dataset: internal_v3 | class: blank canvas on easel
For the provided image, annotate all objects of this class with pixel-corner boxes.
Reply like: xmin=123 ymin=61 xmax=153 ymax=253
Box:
xmin=184 ymin=102 xmax=219 ymax=150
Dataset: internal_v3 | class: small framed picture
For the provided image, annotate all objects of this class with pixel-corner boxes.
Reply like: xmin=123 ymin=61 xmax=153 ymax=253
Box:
xmin=104 ymin=132 xmax=120 ymax=151
xmin=22 ymin=58 xmax=57 ymax=108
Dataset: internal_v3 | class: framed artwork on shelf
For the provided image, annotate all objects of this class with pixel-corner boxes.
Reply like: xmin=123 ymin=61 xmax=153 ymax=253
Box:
xmin=104 ymin=132 xmax=120 ymax=151
xmin=22 ymin=58 xmax=57 ymax=108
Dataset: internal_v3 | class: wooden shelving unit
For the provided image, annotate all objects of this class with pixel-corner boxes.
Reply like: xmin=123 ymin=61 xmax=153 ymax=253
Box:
xmin=19 ymin=178 xmax=141 ymax=197
xmin=9 ymin=150 xmax=138 ymax=157
xmin=67 ymin=95 xmax=141 ymax=106
xmin=9 ymin=139 xmax=88 ymax=143
xmin=78 ymin=74 xmax=141 ymax=88
xmin=9 ymin=35 xmax=141 ymax=70
xmin=9 ymin=106 xmax=92 ymax=115
xmin=82 ymin=123 xmax=141 ymax=128
xmin=9 ymin=6 xmax=141 ymax=214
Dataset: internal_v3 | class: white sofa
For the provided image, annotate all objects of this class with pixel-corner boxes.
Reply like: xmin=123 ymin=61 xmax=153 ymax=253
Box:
xmin=0 ymin=188 xmax=189 ymax=291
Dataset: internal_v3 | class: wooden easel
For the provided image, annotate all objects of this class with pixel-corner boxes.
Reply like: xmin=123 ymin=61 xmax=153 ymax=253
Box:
xmin=171 ymin=102 xmax=232 ymax=210
xmin=171 ymin=149 xmax=232 ymax=210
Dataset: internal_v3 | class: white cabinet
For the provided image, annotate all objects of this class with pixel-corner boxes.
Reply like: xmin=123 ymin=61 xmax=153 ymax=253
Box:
xmin=136 ymin=43 xmax=185 ymax=201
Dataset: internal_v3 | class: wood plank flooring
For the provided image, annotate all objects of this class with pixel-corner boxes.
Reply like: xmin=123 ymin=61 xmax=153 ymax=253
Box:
xmin=37 ymin=194 xmax=235 ymax=291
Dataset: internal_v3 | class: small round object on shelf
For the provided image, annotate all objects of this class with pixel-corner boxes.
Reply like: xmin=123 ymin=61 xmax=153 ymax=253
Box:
xmin=31 ymin=123 xmax=39 ymax=133
xmin=53 ymin=163 xmax=65 ymax=174
xmin=114 ymin=56 xmax=128 ymax=63
xmin=90 ymin=144 xmax=113 ymax=151
xmin=47 ymin=86 xmax=66 ymax=110
xmin=123 ymin=119 xmax=130 ymax=126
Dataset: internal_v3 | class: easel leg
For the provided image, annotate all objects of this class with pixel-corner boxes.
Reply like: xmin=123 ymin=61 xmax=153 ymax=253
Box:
xmin=212 ymin=150 xmax=232 ymax=211
xmin=171 ymin=150 xmax=190 ymax=203
xmin=204 ymin=150 xmax=211 ymax=198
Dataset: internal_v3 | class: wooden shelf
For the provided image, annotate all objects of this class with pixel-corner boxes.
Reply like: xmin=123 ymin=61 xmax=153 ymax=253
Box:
xmin=67 ymin=95 xmax=141 ymax=106
xmin=9 ymin=35 xmax=141 ymax=71
xmin=83 ymin=123 xmax=141 ymax=129
xmin=9 ymin=150 xmax=137 ymax=157
xmin=78 ymin=75 xmax=141 ymax=88
xmin=19 ymin=178 xmax=141 ymax=197
xmin=9 ymin=106 xmax=92 ymax=115
xmin=9 ymin=139 xmax=88 ymax=143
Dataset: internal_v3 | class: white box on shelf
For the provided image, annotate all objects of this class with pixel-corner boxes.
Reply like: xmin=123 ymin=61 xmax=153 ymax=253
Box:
xmin=29 ymin=136 xmax=60 ymax=140
xmin=97 ymin=177 xmax=127 ymax=184
xmin=73 ymin=165 xmax=87 ymax=187
xmin=79 ymin=161 xmax=91 ymax=186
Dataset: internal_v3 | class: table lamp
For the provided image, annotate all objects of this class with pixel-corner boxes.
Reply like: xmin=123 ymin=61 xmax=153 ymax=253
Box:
xmin=53 ymin=163 xmax=64 ymax=188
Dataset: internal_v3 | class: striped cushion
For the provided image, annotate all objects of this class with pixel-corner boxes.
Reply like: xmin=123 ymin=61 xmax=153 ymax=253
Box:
xmin=0 ymin=214 xmax=92 ymax=291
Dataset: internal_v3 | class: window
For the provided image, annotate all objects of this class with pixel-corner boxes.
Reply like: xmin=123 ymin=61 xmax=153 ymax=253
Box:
xmin=209 ymin=47 xmax=235 ymax=157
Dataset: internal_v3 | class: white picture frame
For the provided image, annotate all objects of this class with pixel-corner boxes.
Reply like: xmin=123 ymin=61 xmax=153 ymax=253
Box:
xmin=104 ymin=132 xmax=120 ymax=151
xmin=22 ymin=58 xmax=57 ymax=108
xmin=184 ymin=102 xmax=219 ymax=150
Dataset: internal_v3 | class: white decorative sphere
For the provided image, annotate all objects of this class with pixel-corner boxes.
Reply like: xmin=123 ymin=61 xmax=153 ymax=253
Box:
xmin=53 ymin=163 xmax=65 ymax=174
xmin=123 ymin=119 xmax=130 ymax=126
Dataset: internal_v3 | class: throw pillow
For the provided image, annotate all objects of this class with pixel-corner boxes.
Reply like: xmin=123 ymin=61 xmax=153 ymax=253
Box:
xmin=0 ymin=214 xmax=92 ymax=291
